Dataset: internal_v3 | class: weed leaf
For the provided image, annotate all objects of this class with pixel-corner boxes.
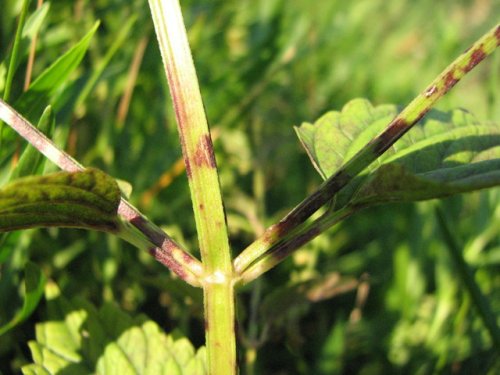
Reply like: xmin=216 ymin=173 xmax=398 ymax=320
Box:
xmin=22 ymin=282 xmax=207 ymax=375
xmin=15 ymin=21 xmax=100 ymax=120
xmin=296 ymin=98 xmax=500 ymax=207
xmin=9 ymin=106 xmax=55 ymax=180
xmin=0 ymin=169 xmax=120 ymax=232
xmin=0 ymin=262 xmax=46 ymax=336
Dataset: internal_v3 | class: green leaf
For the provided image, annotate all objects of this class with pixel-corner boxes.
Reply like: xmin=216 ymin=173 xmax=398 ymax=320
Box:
xmin=15 ymin=21 xmax=100 ymax=120
xmin=22 ymin=282 xmax=207 ymax=375
xmin=0 ymin=168 xmax=120 ymax=232
xmin=296 ymin=98 xmax=500 ymax=207
xmin=22 ymin=2 xmax=51 ymax=40
xmin=295 ymin=99 xmax=396 ymax=179
xmin=0 ymin=262 xmax=46 ymax=336
xmin=9 ymin=105 xmax=55 ymax=180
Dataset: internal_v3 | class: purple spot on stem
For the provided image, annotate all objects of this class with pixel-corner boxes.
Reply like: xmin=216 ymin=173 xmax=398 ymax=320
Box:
xmin=185 ymin=158 xmax=192 ymax=178
xmin=372 ymin=118 xmax=409 ymax=156
xmin=495 ymin=25 xmax=500 ymax=45
xmin=463 ymin=47 xmax=487 ymax=73
xmin=182 ymin=250 xmax=197 ymax=265
xmin=444 ymin=71 xmax=459 ymax=92
xmin=270 ymin=221 xmax=292 ymax=240
xmin=193 ymin=134 xmax=217 ymax=169
xmin=148 ymin=247 xmax=188 ymax=280
xmin=273 ymin=226 xmax=322 ymax=261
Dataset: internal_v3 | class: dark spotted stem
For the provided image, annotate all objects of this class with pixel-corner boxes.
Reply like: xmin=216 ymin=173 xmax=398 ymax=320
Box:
xmin=235 ymin=23 xmax=500 ymax=282
xmin=148 ymin=0 xmax=236 ymax=374
xmin=240 ymin=206 xmax=356 ymax=285
xmin=0 ymin=99 xmax=203 ymax=287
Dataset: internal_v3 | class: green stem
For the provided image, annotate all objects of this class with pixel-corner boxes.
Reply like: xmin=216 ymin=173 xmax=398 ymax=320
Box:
xmin=238 ymin=206 xmax=355 ymax=285
xmin=234 ymin=23 xmax=500 ymax=277
xmin=435 ymin=206 xmax=500 ymax=351
xmin=0 ymin=98 xmax=203 ymax=286
xmin=148 ymin=0 xmax=236 ymax=373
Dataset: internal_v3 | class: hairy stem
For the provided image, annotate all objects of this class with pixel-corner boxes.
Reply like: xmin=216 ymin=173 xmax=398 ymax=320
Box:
xmin=0 ymin=99 xmax=203 ymax=286
xmin=148 ymin=0 xmax=236 ymax=373
xmin=234 ymin=23 xmax=500 ymax=277
xmin=238 ymin=206 xmax=355 ymax=285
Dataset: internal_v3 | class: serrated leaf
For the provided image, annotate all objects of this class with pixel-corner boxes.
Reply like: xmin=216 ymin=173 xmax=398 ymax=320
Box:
xmin=0 ymin=168 xmax=120 ymax=232
xmin=295 ymin=99 xmax=396 ymax=178
xmin=0 ymin=262 xmax=46 ymax=336
xmin=22 ymin=282 xmax=207 ymax=375
xmin=296 ymin=98 xmax=500 ymax=207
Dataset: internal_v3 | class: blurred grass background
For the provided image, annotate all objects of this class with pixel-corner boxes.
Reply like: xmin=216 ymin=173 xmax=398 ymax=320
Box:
xmin=0 ymin=0 xmax=499 ymax=374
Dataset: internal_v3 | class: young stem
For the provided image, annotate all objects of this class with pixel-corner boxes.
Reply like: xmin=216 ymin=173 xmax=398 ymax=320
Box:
xmin=238 ymin=206 xmax=356 ymax=285
xmin=0 ymin=99 xmax=203 ymax=286
xmin=234 ymin=23 xmax=500 ymax=277
xmin=148 ymin=0 xmax=236 ymax=373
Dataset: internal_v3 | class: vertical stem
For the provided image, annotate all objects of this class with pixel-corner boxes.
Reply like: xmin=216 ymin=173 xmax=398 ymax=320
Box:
xmin=148 ymin=1 xmax=236 ymax=373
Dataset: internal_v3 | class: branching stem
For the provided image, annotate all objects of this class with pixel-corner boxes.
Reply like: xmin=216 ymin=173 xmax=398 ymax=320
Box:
xmin=0 ymin=99 xmax=203 ymax=286
xmin=234 ymin=23 xmax=500 ymax=280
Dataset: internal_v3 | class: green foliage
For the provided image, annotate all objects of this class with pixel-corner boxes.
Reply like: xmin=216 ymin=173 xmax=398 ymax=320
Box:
xmin=0 ymin=0 xmax=498 ymax=374
xmin=22 ymin=282 xmax=206 ymax=375
xmin=0 ymin=169 xmax=120 ymax=232
xmin=9 ymin=105 xmax=54 ymax=180
xmin=15 ymin=21 xmax=100 ymax=121
xmin=296 ymin=98 xmax=500 ymax=207
xmin=0 ymin=262 xmax=46 ymax=336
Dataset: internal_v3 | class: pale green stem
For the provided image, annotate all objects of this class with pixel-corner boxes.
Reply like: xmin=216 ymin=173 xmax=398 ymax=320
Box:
xmin=148 ymin=1 xmax=236 ymax=373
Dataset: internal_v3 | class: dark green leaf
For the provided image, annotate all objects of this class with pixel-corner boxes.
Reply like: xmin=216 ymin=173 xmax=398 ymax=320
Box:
xmin=0 ymin=262 xmax=46 ymax=336
xmin=0 ymin=168 xmax=120 ymax=232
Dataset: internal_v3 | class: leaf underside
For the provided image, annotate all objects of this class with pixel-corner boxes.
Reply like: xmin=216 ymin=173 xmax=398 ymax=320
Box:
xmin=295 ymin=98 xmax=500 ymax=207
xmin=22 ymin=283 xmax=207 ymax=375
xmin=0 ymin=168 xmax=121 ymax=232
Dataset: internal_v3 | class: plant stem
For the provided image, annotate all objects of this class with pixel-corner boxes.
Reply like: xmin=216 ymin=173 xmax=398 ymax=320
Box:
xmin=234 ymin=23 xmax=500 ymax=277
xmin=238 ymin=206 xmax=355 ymax=285
xmin=0 ymin=98 xmax=203 ymax=286
xmin=148 ymin=0 xmax=236 ymax=373
xmin=435 ymin=206 xmax=500 ymax=350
